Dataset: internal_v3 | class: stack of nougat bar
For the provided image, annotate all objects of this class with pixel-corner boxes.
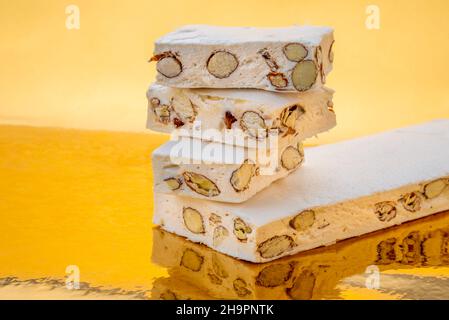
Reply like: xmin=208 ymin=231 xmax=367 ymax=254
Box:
xmin=147 ymin=25 xmax=449 ymax=263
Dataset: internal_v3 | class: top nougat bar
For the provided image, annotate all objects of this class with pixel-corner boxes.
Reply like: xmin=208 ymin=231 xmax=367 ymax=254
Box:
xmin=151 ymin=25 xmax=334 ymax=92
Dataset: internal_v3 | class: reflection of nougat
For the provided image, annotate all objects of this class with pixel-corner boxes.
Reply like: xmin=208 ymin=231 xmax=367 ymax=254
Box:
xmin=152 ymin=210 xmax=449 ymax=300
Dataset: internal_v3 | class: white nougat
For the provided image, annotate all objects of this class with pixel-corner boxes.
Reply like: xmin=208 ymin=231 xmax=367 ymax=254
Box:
xmin=151 ymin=25 xmax=334 ymax=92
xmin=147 ymin=84 xmax=336 ymax=149
xmin=153 ymin=120 xmax=449 ymax=262
xmin=152 ymin=136 xmax=304 ymax=203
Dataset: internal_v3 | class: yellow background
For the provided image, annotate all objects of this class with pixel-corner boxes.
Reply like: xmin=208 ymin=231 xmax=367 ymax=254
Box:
xmin=1 ymin=0 xmax=449 ymax=299
xmin=1 ymin=0 xmax=448 ymax=142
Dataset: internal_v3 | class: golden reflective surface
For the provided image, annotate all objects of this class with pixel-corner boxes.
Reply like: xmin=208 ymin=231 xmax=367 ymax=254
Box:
xmin=2 ymin=125 xmax=449 ymax=300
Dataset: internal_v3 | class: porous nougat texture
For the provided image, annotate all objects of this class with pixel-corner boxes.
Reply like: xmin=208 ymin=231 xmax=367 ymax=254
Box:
xmin=152 ymin=209 xmax=449 ymax=300
xmin=151 ymin=25 xmax=334 ymax=92
xmin=152 ymin=136 xmax=304 ymax=203
xmin=146 ymin=84 xmax=336 ymax=149
xmin=153 ymin=120 xmax=449 ymax=262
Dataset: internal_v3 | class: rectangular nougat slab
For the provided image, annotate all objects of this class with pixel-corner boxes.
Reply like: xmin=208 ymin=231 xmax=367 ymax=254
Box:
xmin=147 ymin=84 xmax=336 ymax=149
xmin=151 ymin=212 xmax=449 ymax=300
xmin=152 ymin=136 xmax=304 ymax=203
xmin=153 ymin=120 xmax=449 ymax=262
xmin=152 ymin=212 xmax=449 ymax=300
xmin=151 ymin=25 xmax=334 ymax=92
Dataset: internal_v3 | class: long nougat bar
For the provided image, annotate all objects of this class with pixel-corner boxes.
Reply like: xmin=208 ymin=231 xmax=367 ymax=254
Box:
xmin=153 ymin=120 xmax=449 ymax=262
xmin=152 ymin=136 xmax=304 ymax=203
xmin=151 ymin=25 xmax=334 ymax=92
xmin=147 ymin=84 xmax=336 ymax=149
xmin=152 ymin=210 xmax=449 ymax=300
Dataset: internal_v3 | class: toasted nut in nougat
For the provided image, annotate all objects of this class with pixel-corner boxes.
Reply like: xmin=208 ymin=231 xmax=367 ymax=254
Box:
xmin=233 ymin=218 xmax=252 ymax=242
xmin=209 ymin=213 xmax=222 ymax=225
xmin=150 ymin=97 xmax=160 ymax=107
xmin=281 ymin=146 xmax=304 ymax=170
xmin=160 ymin=290 xmax=178 ymax=300
xmin=207 ymin=51 xmax=239 ymax=79
xmin=153 ymin=104 xmax=171 ymax=124
xmin=401 ymin=231 xmax=421 ymax=264
xmin=423 ymin=179 xmax=448 ymax=199
xmin=328 ymin=40 xmax=335 ymax=63
xmin=207 ymin=272 xmax=222 ymax=285
xmin=376 ymin=238 xmax=397 ymax=264
xmin=399 ymin=192 xmax=422 ymax=212
xmin=240 ymin=111 xmax=267 ymax=139
xmin=224 ymin=111 xmax=237 ymax=130
xmin=183 ymin=172 xmax=221 ymax=197
xmin=171 ymin=95 xmax=197 ymax=123
xmin=257 ymin=235 xmax=295 ymax=259
xmin=213 ymin=226 xmax=229 ymax=247
xmin=268 ymin=72 xmax=288 ymax=88
xmin=374 ymin=201 xmax=397 ymax=222
xmin=164 ymin=177 xmax=182 ymax=191
xmin=283 ymin=43 xmax=308 ymax=62
xmin=280 ymin=105 xmax=305 ymax=129
xmin=212 ymin=254 xmax=229 ymax=279
xmin=258 ymin=48 xmax=279 ymax=72
xmin=286 ymin=270 xmax=316 ymax=300
xmin=327 ymin=100 xmax=335 ymax=113
xmin=182 ymin=207 xmax=205 ymax=234
xmin=230 ymin=160 xmax=256 ymax=192
xmin=256 ymin=263 xmax=295 ymax=288
xmin=314 ymin=46 xmax=326 ymax=84
xmin=173 ymin=118 xmax=184 ymax=128
xmin=289 ymin=210 xmax=316 ymax=231
xmin=291 ymin=60 xmax=318 ymax=92
xmin=180 ymin=248 xmax=204 ymax=272
xmin=150 ymin=52 xmax=182 ymax=78
xmin=233 ymin=278 xmax=252 ymax=297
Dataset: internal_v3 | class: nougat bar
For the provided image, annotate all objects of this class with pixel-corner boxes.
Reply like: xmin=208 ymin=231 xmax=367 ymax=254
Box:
xmin=147 ymin=84 xmax=336 ymax=149
xmin=152 ymin=136 xmax=304 ymax=203
xmin=153 ymin=120 xmax=449 ymax=262
xmin=150 ymin=25 xmax=334 ymax=92
xmin=152 ymin=210 xmax=449 ymax=300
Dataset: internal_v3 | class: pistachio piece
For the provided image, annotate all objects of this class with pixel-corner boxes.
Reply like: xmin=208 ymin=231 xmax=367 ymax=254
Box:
xmin=153 ymin=104 xmax=171 ymax=124
xmin=268 ymin=72 xmax=288 ymax=88
xmin=233 ymin=218 xmax=252 ymax=242
xmin=283 ymin=43 xmax=308 ymax=62
xmin=207 ymin=272 xmax=222 ymax=285
xmin=213 ymin=226 xmax=229 ymax=247
xmin=289 ymin=210 xmax=316 ymax=231
xmin=257 ymin=235 xmax=295 ymax=259
xmin=180 ymin=248 xmax=204 ymax=272
xmin=211 ymin=254 xmax=229 ymax=279
xmin=328 ymin=40 xmax=335 ymax=63
xmin=230 ymin=160 xmax=256 ymax=192
xmin=291 ymin=60 xmax=318 ymax=92
xmin=376 ymin=238 xmax=397 ymax=264
xmin=286 ymin=270 xmax=316 ymax=300
xmin=399 ymin=192 xmax=422 ymax=212
xmin=233 ymin=278 xmax=251 ymax=297
xmin=164 ymin=177 xmax=182 ymax=191
xmin=423 ymin=179 xmax=448 ymax=199
xmin=150 ymin=52 xmax=182 ymax=78
xmin=280 ymin=105 xmax=305 ymax=129
xmin=240 ymin=111 xmax=267 ymax=139
xmin=183 ymin=172 xmax=221 ymax=197
xmin=207 ymin=51 xmax=239 ymax=78
xmin=182 ymin=207 xmax=205 ymax=234
xmin=374 ymin=201 xmax=397 ymax=222
xmin=256 ymin=263 xmax=295 ymax=287
xmin=281 ymin=146 xmax=304 ymax=170
xmin=209 ymin=213 xmax=222 ymax=225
